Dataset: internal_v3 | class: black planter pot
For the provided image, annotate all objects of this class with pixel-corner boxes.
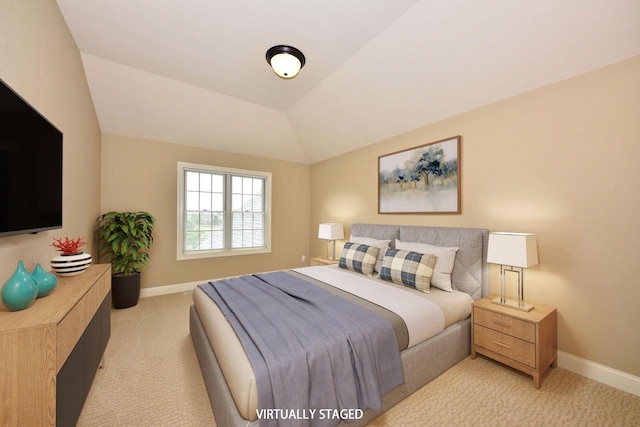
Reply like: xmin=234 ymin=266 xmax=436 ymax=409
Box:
xmin=111 ymin=272 xmax=141 ymax=309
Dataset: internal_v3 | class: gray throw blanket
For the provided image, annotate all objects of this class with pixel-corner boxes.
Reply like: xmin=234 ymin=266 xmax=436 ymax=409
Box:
xmin=199 ymin=271 xmax=404 ymax=427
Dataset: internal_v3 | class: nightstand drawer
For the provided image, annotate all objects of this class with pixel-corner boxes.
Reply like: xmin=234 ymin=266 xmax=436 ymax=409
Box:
xmin=473 ymin=307 xmax=536 ymax=343
xmin=473 ymin=324 xmax=536 ymax=368
xmin=471 ymin=296 xmax=557 ymax=389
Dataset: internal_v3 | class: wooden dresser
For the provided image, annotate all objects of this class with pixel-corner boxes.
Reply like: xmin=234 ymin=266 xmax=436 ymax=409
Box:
xmin=471 ymin=296 xmax=557 ymax=389
xmin=0 ymin=264 xmax=111 ymax=426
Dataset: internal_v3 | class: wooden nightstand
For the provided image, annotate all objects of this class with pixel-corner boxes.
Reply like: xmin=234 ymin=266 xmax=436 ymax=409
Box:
xmin=471 ymin=296 xmax=557 ymax=389
xmin=310 ymin=257 xmax=339 ymax=266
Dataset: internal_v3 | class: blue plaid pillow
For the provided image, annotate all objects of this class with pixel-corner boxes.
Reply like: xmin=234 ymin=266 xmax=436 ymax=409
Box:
xmin=379 ymin=249 xmax=437 ymax=292
xmin=338 ymin=242 xmax=379 ymax=276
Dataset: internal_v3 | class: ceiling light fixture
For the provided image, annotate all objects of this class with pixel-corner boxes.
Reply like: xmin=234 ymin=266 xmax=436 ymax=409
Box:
xmin=266 ymin=45 xmax=306 ymax=79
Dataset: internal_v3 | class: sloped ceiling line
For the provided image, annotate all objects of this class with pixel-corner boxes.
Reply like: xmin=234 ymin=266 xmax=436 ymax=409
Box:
xmin=57 ymin=0 xmax=640 ymax=164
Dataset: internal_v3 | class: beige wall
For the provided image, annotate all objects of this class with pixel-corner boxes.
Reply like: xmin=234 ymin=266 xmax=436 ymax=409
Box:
xmin=0 ymin=1 xmax=101 ymax=281
xmin=310 ymin=56 xmax=640 ymax=376
xmin=100 ymin=133 xmax=310 ymax=288
xmin=3 ymin=0 xmax=637 ymax=380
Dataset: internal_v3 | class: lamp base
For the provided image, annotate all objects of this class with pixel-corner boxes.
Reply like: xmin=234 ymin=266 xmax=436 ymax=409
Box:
xmin=491 ymin=297 xmax=534 ymax=312
xmin=325 ymin=240 xmax=338 ymax=260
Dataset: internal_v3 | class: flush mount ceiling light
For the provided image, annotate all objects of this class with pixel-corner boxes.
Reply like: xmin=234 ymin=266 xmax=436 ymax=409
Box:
xmin=266 ymin=45 xmax=306 ymax=79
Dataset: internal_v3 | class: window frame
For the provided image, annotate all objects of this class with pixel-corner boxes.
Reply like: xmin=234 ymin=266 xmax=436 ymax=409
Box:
xmin=177 ymin=161 xmax=272 ymax=260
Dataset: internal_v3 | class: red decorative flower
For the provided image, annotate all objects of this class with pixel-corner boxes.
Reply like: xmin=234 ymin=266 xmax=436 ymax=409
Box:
xmin=52 ymin=237 xmax=87 ymax=255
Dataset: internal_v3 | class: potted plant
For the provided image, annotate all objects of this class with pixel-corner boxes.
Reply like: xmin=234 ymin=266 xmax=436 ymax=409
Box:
xmin=96 ymin=211 xmax=155 ymax=308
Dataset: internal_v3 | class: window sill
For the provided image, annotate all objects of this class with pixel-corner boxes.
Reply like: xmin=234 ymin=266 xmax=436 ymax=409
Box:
xmin=177 ymin=246 xmax=271 ymax=261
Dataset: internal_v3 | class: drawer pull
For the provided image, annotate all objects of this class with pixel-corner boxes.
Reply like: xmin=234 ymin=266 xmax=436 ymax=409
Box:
xmin=491 ymin=340 xmax=511 ymax=350
xmin=492 ymin=319 xmax=511 ymax=328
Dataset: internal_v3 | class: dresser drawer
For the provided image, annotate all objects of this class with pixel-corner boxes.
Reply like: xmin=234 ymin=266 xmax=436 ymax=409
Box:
xmin=473 ymin=306 xmax=536 ymax=343
xmin=473 ymin=324 xmax=536 ymax=368
xmin=0 ymin=264 xmax=111 ymax=426
xmin=56 ymin=273 xmax=110 ymax=372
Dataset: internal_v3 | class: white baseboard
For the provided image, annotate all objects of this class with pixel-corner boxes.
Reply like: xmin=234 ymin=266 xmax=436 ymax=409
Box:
xmin=140 ymin=273 xmax=249 ymax=298
xmin=140 ymin=280 xmax=202 ymax=298
xmin=140 ymin=283 xmax=640 ymax=397
xmin=557 ymin=351 xmax=640 ymax=397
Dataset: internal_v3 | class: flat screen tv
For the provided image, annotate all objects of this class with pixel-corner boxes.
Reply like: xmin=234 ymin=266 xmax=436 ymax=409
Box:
xmin=0 ymin=79 xmax=63 ymax=237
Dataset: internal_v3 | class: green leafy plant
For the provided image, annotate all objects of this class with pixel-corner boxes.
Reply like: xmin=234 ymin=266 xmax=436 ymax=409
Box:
xmin=96 ymin=211 xmax=156 ymax=275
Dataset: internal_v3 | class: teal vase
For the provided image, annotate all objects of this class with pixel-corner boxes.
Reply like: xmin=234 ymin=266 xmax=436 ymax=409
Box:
xmin=31 ymin=263 xmax=58 ymax=298
xmin=1 ymin=261 xmax=38 ymax=311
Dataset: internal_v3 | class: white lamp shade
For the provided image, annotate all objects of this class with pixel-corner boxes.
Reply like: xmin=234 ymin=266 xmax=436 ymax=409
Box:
xmin=487 ymin=232 xmax=538 ymax=268
xmin=270 ymin=53 xmax=302 ymax=79
xmin=318 ymin=223 xmax=344 ymax=240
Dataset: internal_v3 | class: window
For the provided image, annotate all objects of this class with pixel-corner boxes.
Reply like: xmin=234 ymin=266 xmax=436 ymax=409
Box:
xmin=177 ymin=162 xmax=271 ymax=260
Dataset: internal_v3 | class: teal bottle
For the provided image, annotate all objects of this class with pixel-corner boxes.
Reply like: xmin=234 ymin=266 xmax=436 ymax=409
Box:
xmin=1 ymin=261 xmax=38 ymax=311
xmin=31 ymin=263 xmax=58 ymax=298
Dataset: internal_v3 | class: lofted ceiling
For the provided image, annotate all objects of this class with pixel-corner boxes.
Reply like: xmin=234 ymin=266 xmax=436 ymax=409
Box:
xmin=56 ymin=0 xmax=640 ymax=164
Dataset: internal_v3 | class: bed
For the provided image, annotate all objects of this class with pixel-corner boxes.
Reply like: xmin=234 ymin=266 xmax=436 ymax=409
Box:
xmin=190 ymin=223 xmax=489 ymax=426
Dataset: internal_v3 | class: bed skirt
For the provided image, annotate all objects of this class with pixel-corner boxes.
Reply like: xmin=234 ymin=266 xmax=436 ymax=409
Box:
xmin=190 ymin=304 xmax=471 ymax=426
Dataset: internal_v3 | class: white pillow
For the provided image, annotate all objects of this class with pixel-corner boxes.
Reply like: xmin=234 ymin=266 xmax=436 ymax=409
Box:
xmin=350 ymin=236 xmax=391 ymax=272
xmin=395 ymin=239 xmax=459 ymax=292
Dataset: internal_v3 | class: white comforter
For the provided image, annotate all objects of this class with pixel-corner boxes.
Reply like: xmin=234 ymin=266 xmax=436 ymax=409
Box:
xmin=194 ymin=264 xmax=473 ymax=421
xmin=294 ymin=265 xmax=446 ymax=348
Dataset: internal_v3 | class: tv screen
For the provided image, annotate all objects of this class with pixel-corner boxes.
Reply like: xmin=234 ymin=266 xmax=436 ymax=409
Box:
xmin=0 ymin=79 xmax=63 ymax=237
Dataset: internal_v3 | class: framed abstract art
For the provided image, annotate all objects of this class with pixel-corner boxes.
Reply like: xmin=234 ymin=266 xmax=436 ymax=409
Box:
xmin=378 ymin=136 xmax=461 ymax=214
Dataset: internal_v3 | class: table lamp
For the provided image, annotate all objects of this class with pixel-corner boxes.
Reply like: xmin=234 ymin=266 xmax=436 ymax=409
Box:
xmin=487 ymin=232 xmax=538 ymax=312
xmin=318 ymin=223 xmax=344 ymax=260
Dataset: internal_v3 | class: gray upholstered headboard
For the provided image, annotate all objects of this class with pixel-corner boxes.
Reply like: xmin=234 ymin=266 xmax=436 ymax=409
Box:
xmin=350 ymin=223 xmax=489 ymax=300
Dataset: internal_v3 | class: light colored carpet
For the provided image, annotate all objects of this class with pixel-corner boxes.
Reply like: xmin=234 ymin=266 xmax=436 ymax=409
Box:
xmin=78 ymin=291 xmax=640 ymax=426
xmin=369 ymin=356 xmax=640 ymax=427
xmin=78 ymin=291 xmax=215 ymax=426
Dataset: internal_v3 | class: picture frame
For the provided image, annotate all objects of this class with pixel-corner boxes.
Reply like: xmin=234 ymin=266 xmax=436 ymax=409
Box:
xmin=378 ymin=136 xmax=461 ymax=214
